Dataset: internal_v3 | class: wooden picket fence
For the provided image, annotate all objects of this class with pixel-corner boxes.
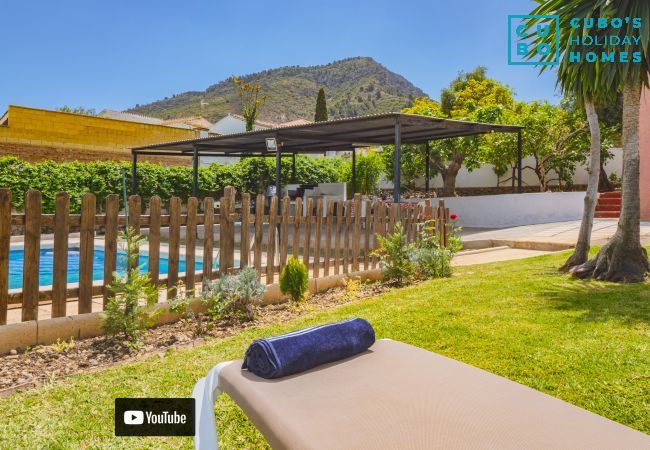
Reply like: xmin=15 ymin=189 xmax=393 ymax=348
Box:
xmin=0 ymin=187 xmax=449 ymax=325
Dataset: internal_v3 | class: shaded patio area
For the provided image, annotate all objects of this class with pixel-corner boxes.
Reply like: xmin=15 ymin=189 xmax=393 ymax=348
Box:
xmin=131 ymin=112 xmax=523 ymax=202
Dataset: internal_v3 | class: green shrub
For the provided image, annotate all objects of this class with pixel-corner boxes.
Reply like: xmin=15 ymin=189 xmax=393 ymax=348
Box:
xmin=408 ymin=220 xmax=462 ymax=279
xmin=346 ymin=150 xmax=384 ymax=195
xmin=374 ymin=222 xmax=415 ymax=285
xmin=202 ymin=267 xmax=265 ymax=321
xmin=0 ymin=156 xmax=356 ymax=213
xmin=279 ymin=256 xmax=309 ymax=302
xmin=102 ymin=228 xmax=159 ymax=345
xmin=168 ymin=282 xmax=210 ymax=336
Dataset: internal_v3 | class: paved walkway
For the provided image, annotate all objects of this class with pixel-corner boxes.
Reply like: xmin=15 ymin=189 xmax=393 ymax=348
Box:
xmin=461 ymin=219 xmax=650 ymax=250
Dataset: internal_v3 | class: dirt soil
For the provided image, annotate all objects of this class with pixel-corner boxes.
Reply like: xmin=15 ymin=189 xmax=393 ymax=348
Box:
xmin=0 ymin=281 xmax=393 ymax=396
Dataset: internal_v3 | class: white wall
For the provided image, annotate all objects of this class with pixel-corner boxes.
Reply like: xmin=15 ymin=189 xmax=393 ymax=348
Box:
xmin=380 ymin=148 xmax=623 ymax=190
xmin=415 ymin=192 xmax=586 ymax=228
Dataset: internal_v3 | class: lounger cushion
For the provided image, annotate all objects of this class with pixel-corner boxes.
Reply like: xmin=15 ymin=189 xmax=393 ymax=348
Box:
xmin=219 ymin=339 xmax=650 ymax=449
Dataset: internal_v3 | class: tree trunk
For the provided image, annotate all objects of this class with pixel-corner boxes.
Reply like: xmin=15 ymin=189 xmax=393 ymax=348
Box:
xmin=561 ymin=99 xmax=600 ymax=271
xmin=598 ymin=159 xmax=614 ymax=192
xmin=439 ymin=153 xmax=463 ymax=197
xmin=573 ymin=78 xmax=650 ymax=282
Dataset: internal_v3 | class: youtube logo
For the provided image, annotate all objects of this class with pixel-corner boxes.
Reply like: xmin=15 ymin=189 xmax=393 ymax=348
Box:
xmin=115 ymin=398 xmax=194 ymax=436
xmin=123 ymin=410 xmax=144 ymax=425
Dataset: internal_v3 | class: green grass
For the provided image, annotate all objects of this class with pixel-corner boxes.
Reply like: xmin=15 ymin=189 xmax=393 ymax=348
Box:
xmin=0 ymin=251 xmax=648 ymax=449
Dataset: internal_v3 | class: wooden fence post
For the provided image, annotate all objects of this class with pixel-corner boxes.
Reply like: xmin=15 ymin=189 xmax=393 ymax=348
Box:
xmin=292 ymin=197 xmax=302 ymax=258
xmin=168 ymin=196 xmax=181 ymax=297
xmin=22 ymin=190 xmax=41 ymax=321
xmin=279 ymin=196 xmax=290 ymax=271
xmin=186 ymin=197 xmax=198 ymax=292
xmin=0 ymin=189 xmax=11 ymax=325
xmin=147 ymin=196 xmax=161 ymax=286
xmin=334 ymin=200 xmax=343 ymax=275
xmin=343 ymin=201 xmax=352 ymax=274
xmin=437 ymin=199 xmax=446 ymax=247
xmin=303 ymin=198 xmax=313 ymax=268
xmin=323 ymin=200 xmax=334 ymax=276
xmin=239 ymin=194 xmax=250 ymax=269
xmin=266 ymin=196 xmax=278 ymax=284
xmin=78 ymin=193 xmax=96 ymax=315
xmin=203 ymin=197 xmax=214 ymax=280
xmin=52 ymin=192 xmax=70 ymax=318
xmin=371 ymin=201 xmax=381 ymax=269
xmin=352 ymin=194 xmax=361 ymax=272
xmin=313 ymin=198 xmax=323 ymax=278
xmin=220 ymin=187 xmax=235 ymax=275
xmin=363 ymin=199 xmax=371 ymax=270
xmin=254 ymin=194 xmax=264 ymax=276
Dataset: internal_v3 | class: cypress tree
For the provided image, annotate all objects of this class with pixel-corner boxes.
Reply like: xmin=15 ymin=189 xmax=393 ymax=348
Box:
xmin=314 ymin=88 xmax=328 ymax=122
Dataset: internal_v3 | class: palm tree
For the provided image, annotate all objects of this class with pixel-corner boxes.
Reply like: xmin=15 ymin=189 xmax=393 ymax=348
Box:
xmin=533 ymin=0 xmax=650 ymax=281
xmin=531 ymin=1 xmax=611 ymax=270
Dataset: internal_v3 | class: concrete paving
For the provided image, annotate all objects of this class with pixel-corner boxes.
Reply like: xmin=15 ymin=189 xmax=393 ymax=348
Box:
xmin=461 ymin=219 xmax=650 ymax=251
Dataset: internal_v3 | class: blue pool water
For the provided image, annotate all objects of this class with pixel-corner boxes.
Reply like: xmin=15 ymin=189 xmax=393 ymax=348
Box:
xmin=8 ymin=247 xmax=210 ymax=289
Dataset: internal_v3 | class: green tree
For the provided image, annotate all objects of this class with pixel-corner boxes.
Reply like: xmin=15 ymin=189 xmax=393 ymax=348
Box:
xmin=314 ymin=88 xmax=328 ymax=122
xmin=534 ymin=0 xmax=649 ymax=281
xmin=402 ymin=69 xmax=515 ymax=197
xmin=351 ymin=150 xmax=384 ymax=195
xmin=56 ymin=106 xmax=97 ymax=115
xmin=231 ymin=76 xmax=266 ymax=131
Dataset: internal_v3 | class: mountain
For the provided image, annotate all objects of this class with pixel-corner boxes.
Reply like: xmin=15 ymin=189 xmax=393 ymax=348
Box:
xmin=126 ymin=57 xmax=427 ymax=123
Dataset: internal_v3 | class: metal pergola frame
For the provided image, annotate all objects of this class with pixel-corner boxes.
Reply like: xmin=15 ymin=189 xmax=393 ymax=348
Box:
xmin=131 ymin=112 xmax=523 ymax=202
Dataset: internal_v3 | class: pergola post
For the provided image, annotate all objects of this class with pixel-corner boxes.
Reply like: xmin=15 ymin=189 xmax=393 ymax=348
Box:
xmin=192 ymin=145 xmax=199 ymax=197
xmin=291 ymin=152 xmax=297 ymax=183
xmin=351 ymin=148 xmax=356 ymax=195
xmin=275 ymin=135 xmax=282 ymax=198
xmin=393 ymin=119 xmax=401 ymax=203
xmin=425 ymin=141 xmax=430 ymax=194
xmin=131 ymin=152 xmax=138 ymax=195
xmin=517 ymin=130 xmax=523 ymax=193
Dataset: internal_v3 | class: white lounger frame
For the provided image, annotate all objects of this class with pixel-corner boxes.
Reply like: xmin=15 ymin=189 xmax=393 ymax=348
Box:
xmin=192 ymin=361 xmax=235 ymax=450
xmin=192 ymin=339 xmax=392 ymax=449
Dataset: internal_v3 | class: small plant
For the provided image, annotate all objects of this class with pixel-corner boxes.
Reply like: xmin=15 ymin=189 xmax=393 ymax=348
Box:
xmin=202 ymin=267 xmax=265 ymax=321
xmin=279 ymin=257 xmax=309 ymax=302
xmin=102 ymin=227 xmax=158 ymax=345
xmin=409 ymin=219 xmax=462 ymax=279
xmin=373 ymin=222 xmax=415 ymax=285
xmin=341 ymin=276 xmax=363 ymax=301
xmin=51 ymin=337 xmax=76 ymax=353
xmin=168 ymin=282 xmax=210 ymax=337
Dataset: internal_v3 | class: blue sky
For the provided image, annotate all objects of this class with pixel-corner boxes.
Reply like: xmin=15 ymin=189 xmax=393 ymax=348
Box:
xmin=0 ymin=0 xmax=560 ymax=114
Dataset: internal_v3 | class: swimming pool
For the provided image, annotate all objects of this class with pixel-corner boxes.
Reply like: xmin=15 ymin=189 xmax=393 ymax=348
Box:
xmin=8 ymin=246 xmax=210 ymax=289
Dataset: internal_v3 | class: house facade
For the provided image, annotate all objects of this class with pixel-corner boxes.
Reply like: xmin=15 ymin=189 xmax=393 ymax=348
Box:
xmin=641 ymin=87 xmax=650 ymax=220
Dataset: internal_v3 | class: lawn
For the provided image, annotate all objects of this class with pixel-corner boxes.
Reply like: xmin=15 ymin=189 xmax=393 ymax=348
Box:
xmin=0 ymin=250 xmax=648 ymax=449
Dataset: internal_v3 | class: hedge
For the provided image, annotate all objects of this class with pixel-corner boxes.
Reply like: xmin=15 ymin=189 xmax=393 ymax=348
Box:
xmin=0 ymin=156 xmax=351 ymax=213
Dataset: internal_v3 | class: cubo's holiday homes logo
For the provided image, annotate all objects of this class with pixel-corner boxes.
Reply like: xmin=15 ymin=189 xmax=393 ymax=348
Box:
xmin=508 ymin=15 xmax=560 ymax=65
xmin=509 ymin=14 xmax=643 ymax=66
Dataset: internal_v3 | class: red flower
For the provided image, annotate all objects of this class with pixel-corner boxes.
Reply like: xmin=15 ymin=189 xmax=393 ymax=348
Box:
xmin=450 ymin=214 xmax=458 ymax=220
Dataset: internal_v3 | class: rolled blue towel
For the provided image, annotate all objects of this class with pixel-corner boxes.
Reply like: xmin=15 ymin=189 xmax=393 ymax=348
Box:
xmin=242 ymin=318 xmax=375 ymax=379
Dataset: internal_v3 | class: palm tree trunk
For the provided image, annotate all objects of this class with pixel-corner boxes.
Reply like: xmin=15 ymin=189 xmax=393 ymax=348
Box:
xmin=573 ymin=78 xmax=650 ymax=282
xmin=561 ymin=99 xmax=600 ymax=271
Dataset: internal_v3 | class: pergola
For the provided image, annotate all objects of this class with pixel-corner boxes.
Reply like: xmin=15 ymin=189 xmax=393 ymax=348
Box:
xmin=131 ymin=112 xmax=523 ymax=202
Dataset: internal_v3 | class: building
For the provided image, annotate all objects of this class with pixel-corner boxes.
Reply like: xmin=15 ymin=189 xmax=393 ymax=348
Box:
xmin=99 ymin=110 xmax=213 ymax=136
xmin=0 ymin=105 xmax=207 ymax=165
xmin=203 ymin=114 xmax=312 ymax=165
xmin=641 ymin=87 xmax=650 ymax=220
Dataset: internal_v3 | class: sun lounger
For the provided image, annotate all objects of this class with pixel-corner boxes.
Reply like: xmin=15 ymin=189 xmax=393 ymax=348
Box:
xmin=193 ymin=339 xmax=650 ymax=449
